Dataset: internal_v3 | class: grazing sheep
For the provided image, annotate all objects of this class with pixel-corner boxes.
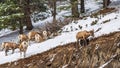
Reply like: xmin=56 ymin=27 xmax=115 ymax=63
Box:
xmin=18 ymin=34 xmax=28 ymax=43
xmin=76 ymin=29 xmax=94 ymax=46
xmin=1 ymin=42 xmax=19 ymax=56
xmin=35 ymin=33 xmax=44 ymax=43
xmin=18 ymin=41 xmax=29 ymax=57
xmin=28 ymin=31 xmax=39 ymax=41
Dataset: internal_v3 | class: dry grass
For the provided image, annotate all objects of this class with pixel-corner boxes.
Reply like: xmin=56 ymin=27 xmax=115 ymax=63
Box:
xmin=91 ymin=20 xmax=98 ymax=26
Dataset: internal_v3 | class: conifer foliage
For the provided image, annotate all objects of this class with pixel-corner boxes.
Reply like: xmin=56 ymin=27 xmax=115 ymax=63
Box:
xmin=0 ymin=0 xmax=47 ymax=32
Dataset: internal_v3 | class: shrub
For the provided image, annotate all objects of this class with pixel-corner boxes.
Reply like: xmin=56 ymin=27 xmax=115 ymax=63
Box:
xmin=102 ymin=19 xmax=110 ymax=24
xmin=91 ymin=20 xmax=98 ymax=26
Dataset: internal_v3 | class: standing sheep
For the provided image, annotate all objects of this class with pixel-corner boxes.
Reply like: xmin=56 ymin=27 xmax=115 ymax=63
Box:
xmin=18 ymin=41 xmax=29 ymax=57
xmin=76 ymin=29 xmax=94 ymax=46
xmin=1 ymin=42 xmax=19 ymax=56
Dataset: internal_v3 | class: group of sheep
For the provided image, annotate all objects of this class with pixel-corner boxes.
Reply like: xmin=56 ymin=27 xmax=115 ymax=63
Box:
xmin=1 ymin=30 xmax=53 ymax=57
xmin=1 ymin=28 xmax=94 ymax=57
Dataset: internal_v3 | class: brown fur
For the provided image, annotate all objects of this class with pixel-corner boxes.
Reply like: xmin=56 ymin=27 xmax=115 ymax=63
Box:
xmin=28 ymin=31 xmax=39 ymax=40
xmin=35 ymin=34 xmax=44 ymax=43
xmin=18 ymin=41 xmax=29 ymax=57
xmin=42 ymin=30 xmax=48 ymax=40
xmin=18 ymin=34 xmax=28 ymax=43
xmin=76 ymin=30 xmax=94 ymax=46
xmin=1 ymin=42 xmax=19 ymax=56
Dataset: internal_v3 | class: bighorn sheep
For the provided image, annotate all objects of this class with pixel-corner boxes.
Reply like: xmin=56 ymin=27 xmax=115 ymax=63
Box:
xmin=18 ymin=41 xmax=29 ymax=57
xmin=76 ymin=29 xmax=94 ymax=46
xmin=18 ymin=34 xmax=28 ymax=43
xmin=1 ymin=42 xmax=19 ymax=56
xmin=28 ymin=31 xmax=39 ymax=40
xmin=35 ymin=33 xmax=44 ymax=43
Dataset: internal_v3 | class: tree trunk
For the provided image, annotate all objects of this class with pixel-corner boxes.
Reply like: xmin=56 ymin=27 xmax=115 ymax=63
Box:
xmin=19 ymin=0 xmax=23 ymax=34
xmin=24 ymin=0 xmax=33 ymax=30
xmin=19 ymin=19 xmax=23 ymax=34
xmin=71 ymin=0 xmax=79 ymax=18
xmin=53 ymin=0 xmax=56 ymax=23
xmin=107 ymin=0 xmax=111 ymax=6
xmin=81 ymin=0 xmax=85 ymax=13
xmin=103 ymin=0 xmax=111 ymax=8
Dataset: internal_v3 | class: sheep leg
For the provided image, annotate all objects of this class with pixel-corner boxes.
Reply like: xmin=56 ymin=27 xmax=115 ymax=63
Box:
xmin=12 ymin=49 xmax=14 ymax=54
xmin=79 ymin=40 xmax=81 ymax=46
xmin=76 ymin=39 xmax=80 ymax=50
xmin=77 ymin=39 xmax=79 ymax=46
xmin=24 ymin=51 xmax=26 ymax=57
xmin=1 ymin=45 xmax=5 ymax=51
xmin=1 ymin=48 xmax=4 ymax=51
xmin=84 ymin=39 xmax=87 ymax=46
xmin=80 ymin=39 xmax=84 ymax=46
xmin=5 ymin=49 xmax=8 ymax=56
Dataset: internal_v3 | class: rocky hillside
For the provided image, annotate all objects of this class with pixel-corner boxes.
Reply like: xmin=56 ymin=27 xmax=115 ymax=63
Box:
xmin=0 ymin=32 xmax=120 ymax=68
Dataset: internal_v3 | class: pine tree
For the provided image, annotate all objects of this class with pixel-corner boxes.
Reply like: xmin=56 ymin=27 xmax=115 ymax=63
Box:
xmin=0 ymin=0 xmax=24 ymax=31
xmin=0 ymin=0 xmax=47 ymax=32
xmin=70 ymin=0 xmax=79 ymax=18
xmin=20 ymin=0 xmax=47 ymax=30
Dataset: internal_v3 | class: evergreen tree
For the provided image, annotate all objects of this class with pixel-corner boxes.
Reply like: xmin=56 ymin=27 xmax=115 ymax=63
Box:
xmin=0 ymin=0 xmax=47 ymax=32
xmin=70 ymin=0 xmax=79 ymax=18
xmin=18 ymin=0 xmax=47 ymax=30
xmin=0 ymin=0 xmax=24 ymax=31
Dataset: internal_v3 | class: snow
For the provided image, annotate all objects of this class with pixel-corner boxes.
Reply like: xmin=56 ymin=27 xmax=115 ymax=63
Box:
xmin=99 ymin=54 xmax=117 ymax=68
xmin=62 ymin=11 xmax=120 ymax=37
xmin=85 ymin=0 xmax=102 ymax=12
xmin=0 ymin=29 xmax=19 ymax=37
xmin=62 ymin=64 xmax=68 ymax=68
xmin=0 ymin=0 xmax=120 ymax=66
xmin=99 ymin=59 xmax=113 ymax=68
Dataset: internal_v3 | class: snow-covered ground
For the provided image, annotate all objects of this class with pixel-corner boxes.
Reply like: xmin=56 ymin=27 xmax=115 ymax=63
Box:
xmin=0 ymin=29 xmax=17 ymax=37
xmin=0 ymin=0 xmax=120 ymax=66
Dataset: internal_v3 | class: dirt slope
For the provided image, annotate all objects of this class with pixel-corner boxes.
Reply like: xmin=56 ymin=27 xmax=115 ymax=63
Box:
xmin=0 ymin=32 xmax=120 ymax=68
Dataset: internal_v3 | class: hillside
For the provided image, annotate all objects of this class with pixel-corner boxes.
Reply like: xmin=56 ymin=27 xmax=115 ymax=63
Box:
xmin=0 ymin=0 xmax=120 ymax=68
xmin=0 ymin=32 xmax=120 ymax=68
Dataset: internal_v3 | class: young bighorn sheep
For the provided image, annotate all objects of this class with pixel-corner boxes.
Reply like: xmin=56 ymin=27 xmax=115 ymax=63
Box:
xmin=28 ymin=31 xmax=39 ymax=41
xmin=18 ymin=41 xmax=29 ymax=57
xmin=18 ymin=34 xmax=28 ymax=43
xmin=35 ymin=33 xmax=44 ymax=43
xmin=1 ymin=42 xmax=19 ymax=56
xmin=76 ymin=29 xmax=94 ymax=46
